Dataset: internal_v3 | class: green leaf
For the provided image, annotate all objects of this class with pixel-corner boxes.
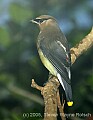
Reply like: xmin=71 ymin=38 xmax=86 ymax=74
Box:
xmin=0 ymin=27 xmax=11 ymax=47
xmin=87 ymin=75 xmax=93 ymax=87
xmin=9 ymin=3 xmax=33 ymax=23
xmin=0 ymin=73 xmax=15 ymax=84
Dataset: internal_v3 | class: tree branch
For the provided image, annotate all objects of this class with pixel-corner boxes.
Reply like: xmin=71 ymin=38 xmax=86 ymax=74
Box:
xmin=57 ymin=90 xmax=66 ymax=120
xmin=31 ymin=27 xmax=93 ymax=120
xmin=32 ymin=76 xmax=60 ymax=120
xmin=71 ymin=27 xmax=93 ymax=64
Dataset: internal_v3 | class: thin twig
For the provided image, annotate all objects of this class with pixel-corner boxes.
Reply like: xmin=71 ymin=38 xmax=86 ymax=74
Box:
xmin=57 ymin=90 xmax=66 ymax=120
xmin=31 ymin=79 xmax=43 ymax=91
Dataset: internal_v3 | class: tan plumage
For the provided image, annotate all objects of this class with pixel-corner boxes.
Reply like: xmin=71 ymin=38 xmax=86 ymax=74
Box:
xmin=31 ymin=15 xmax=73 ymax=106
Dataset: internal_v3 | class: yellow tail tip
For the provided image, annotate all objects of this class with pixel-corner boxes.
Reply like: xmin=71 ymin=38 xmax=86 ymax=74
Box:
xmin=67 ymin=101 xmax=73 ymax=106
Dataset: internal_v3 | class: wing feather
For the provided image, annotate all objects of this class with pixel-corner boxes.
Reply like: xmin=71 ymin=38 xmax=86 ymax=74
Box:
xmin=39 ymin=38 xmax=71 ymax=85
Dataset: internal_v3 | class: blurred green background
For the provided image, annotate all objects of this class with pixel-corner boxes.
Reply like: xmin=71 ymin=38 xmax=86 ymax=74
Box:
xmin=0 ymin=0 xmax=93 ymax=120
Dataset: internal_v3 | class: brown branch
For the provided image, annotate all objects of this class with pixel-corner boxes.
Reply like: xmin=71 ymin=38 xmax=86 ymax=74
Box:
xmin=31 ymin=27 xmax=93 ymax=120
xmin=43 ymin=77 xmax=60 ymax=120
xmin=32 ymin=76 xmax=60 ymax=120
xmin=57 ymin=90 xmax=66 ymax=120
xmin=71 ymin=27 xmax=93 ymax=64
xmin=31 ymin=79 xmax=43 ymax=91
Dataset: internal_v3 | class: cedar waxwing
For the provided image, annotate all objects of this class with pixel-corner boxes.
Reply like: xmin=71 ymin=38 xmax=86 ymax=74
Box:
xmin=31 ymin=15 xmax=73 ymax=106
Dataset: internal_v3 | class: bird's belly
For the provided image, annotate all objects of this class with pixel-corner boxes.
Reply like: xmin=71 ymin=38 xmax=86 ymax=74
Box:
xmin=38 ymin=49 xmax=57 ymax=76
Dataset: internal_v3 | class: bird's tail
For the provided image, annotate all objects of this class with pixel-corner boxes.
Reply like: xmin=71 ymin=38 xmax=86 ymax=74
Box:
xmin=57 ymin=73 xmax=73 ymax=106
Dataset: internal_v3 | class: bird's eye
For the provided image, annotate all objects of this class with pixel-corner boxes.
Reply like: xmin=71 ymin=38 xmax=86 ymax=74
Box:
xmin=35 ymin=19 xmax=44 ymax=23
xmin=39 ymin=19 xmax=44 ymax=23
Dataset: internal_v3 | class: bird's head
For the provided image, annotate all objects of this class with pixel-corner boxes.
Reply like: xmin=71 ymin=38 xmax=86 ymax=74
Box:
xmin=31 ymin=15 xmax=58 ymax=30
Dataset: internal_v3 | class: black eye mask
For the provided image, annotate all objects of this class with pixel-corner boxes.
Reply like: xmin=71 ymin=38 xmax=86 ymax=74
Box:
xmin=34 ymin=18 xmax=49 ymax=23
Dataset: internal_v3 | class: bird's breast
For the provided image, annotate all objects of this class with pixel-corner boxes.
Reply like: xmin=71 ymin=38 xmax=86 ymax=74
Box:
xmin=38 ymin=48 xmax=57 ymax=76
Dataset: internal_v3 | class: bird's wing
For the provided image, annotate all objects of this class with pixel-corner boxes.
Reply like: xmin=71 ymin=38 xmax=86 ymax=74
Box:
xmin=39 ymin=36 xmax=71 ymax=85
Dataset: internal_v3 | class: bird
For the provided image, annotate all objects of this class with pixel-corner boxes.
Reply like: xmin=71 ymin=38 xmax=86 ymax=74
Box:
xmin=31 ymin=15 xmax=73 ymax=106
